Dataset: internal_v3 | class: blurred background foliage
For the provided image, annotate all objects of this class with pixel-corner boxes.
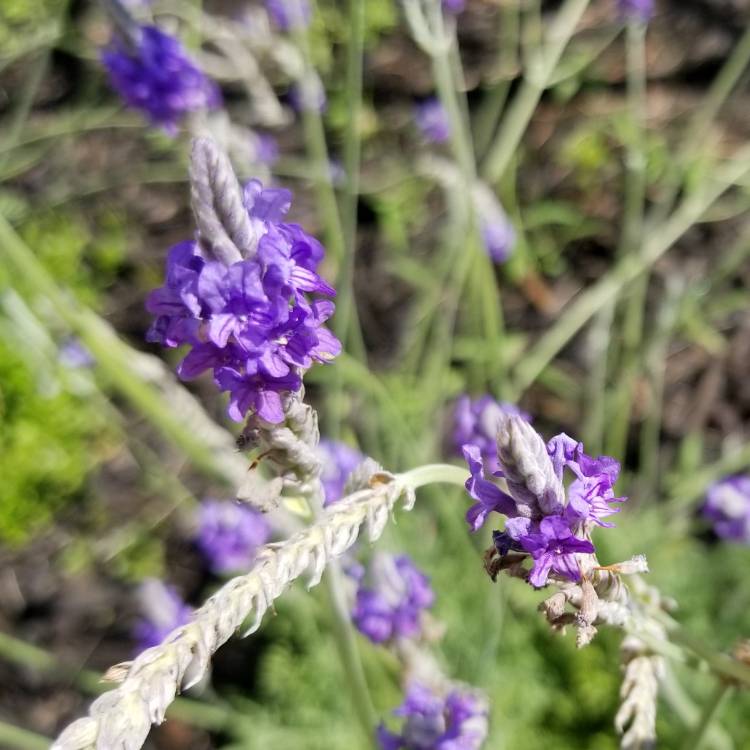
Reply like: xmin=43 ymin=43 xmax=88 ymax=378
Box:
xmin=1 ymin=0 xmax=750 ymax=748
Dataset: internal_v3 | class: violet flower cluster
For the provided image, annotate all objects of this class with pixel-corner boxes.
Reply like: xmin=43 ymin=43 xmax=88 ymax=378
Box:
xmin=195 ymin=499 xmax=271 ymax=573
xmin=442 ymin=0 xmax=466 ymax=14
xmin=146 ymin=179 xmax=340 ymax=424
xmin=133 ymin=579 xmax=191 ymax=651
xmin=318 ymin=438 xmax=364 ymax=506
xmin=377 ymin=683 xmax=489 ymax=750
xmin=463 ymin=416 xmax=625 ymax=588
xmin=415 ymin=98 xmax=451 ymax=144
xmin=452 ymin=394 xmax=530 ymax=474
xmin=617 ymin=0 xmax=654 ymax=21
xmin=702 ymin=476 xmax=750 ymax=545
xmin=101 ymin=25 xmax=221 ymax=134
xmin=351 ymin=554 xmax=434 ymax=644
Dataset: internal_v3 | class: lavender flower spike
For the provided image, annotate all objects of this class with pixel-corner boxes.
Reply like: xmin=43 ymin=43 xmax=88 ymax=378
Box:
xmin=415 ymin=98 xmax=451 ymax=144
xmin=377 ymin=682 xmax=489 ymax=750
xmin=133 ymin=580 xmax=191 ymax=652
xmin=703 ymin=475 xmax=750 ymax=544
xmin=496 ymin=414 xmax=564 ymax=517
xmin=318 ymin=438 xmax=365 ymax=506
xmin=101 ymin=25 xmax=221 ymax=135
xmin=195 ymin=499 xmax=271 ymax=573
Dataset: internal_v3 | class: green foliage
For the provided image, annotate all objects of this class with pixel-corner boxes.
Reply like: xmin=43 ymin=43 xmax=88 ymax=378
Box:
xmin=0 ymin=335 xmax=100 ymax=544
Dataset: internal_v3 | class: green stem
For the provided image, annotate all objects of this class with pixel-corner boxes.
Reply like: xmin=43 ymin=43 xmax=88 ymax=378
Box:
xmin=513 ymin=146 xmax=750 ymax=394
xmin=0 ymin=721 xmax=49 ymax=750
xmin=0 ymin=630 xmax=231 ymax=731
xmin=481 ymin=0 xmax=590 ymax=184
xmin=680 ymin=681 xmax=732 ymax=750
xmin=398 ymin=462 xmax=468 ymax=490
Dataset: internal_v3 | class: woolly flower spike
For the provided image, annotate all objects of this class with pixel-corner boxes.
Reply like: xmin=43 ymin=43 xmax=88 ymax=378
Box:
xmin=702 ymin=475 xmax=750 ymax=544
xmin=101 ymin=26 xmax=221 ymax=134
xmin=195 ymin=499 xmax=271 ymax=573
xmin=377 ymin=682 xmax=489 ymax=750
xmin=147 ymin=139 xmax=340 ymax=424
xmin=452 ymin=394 xmax=530 ymax=474
xmin=617 ymin=0 xmax=654 ymax=21
xmin=133 ymin=580 xmax=191 ymax=651
xmin=51 ymin=471 xmax=416 ymax=750
xmin=415 ymin=98 xmax=451 ymax=144
xmin=318 ymin=439 xmax=365 ymax=506
xmin=463 ymin=416 xmax=625 ymax=587
xmin=351 ymin=554 xmax=434 ymax=644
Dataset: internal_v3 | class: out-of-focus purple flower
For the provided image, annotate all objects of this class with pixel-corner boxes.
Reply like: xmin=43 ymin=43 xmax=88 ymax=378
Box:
xmin=195 ymin=499 xmax=271 ymax=573
xmin=351 ymin=555 xmax=434 ymax=644
xmin=703 ymin=476 xmax=750 ymax=544
xmin=146 ymin=179 xmax=340 ymax=424
xmin=133 ymin=579 xmax=191 ymax=651
xmin=442 ymin=0 xmax=467 ymax=14
xmin=289 ymin=75 xmax=327 ymax=113
xmin=377 ymin=682 xmax=489 ymax=750
xmin=101 ymin=25 xmax=221 ymax=134
xmin=59 ymin=338 xmax=94 ymax=369
xmin=415 ymin=98 xmax=451 ymax=144
xmin=318 ymin=439 xmax=364 ymax=506
xmin=472 ymin=183 xmax=516 ymax=263
xmin=452 ymin=395 xmax=530 ymax=474
xmin=266 ymin=0 xmax=311 ymax=30
xmin=617 ymin=0 xmax=654 ymax=21
xmin=253 ymin=133 xmax=279 ymax=166
xmin=462 ymin=416 xmax=624 ymax=587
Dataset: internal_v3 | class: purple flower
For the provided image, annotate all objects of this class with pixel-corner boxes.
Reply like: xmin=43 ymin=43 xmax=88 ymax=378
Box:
xmin=101 ymin=25 xmax=221 ymax=134
xmin=146 ymin=179 xmax=340 ymax=424
xmin=377 ymin=683 xmax=489 ymax=750
xmin=289 ymin=75 xmax=327 ymax=113
xmin=442 ymin=0 xmax=466 ymax=14
xmin=703 ymin=476 xmax=750 ymax=544
xmin=415 ymin=98 xmax=451 ymax=144
xmin=452 ymin=395 xmax=530 ymax=474
xmin=195 ymin=499 xmax=271 ymax=573
xmin=461 ymin=417 xmax=624 ymax=587
xmin=254 ymin=133 xmax=279 ymax=166
xmin=59 ymin=338 xmax=94 ymax=369
xmin=617 ymin=0 xmax=653 ymax=21
xmin=351 ymin=555 xmax=434 ymax=644
xmin=472 ymin=184 xmax=516 ymax=263
xmin=266 ymin=0 xmax=311 ymax=30
xmin=318 ymin=439 xmax=364 ymax=505
xmin=133 ymin=580 xmax=191 ymax=651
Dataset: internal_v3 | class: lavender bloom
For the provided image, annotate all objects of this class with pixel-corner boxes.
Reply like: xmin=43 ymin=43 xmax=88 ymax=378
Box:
xmin=472 ymin=183 xmax=516 ymax=263
xmin=703 ymin=476 xmax=750 ymax=544
xmin=318 ymin=439 xmax=364 ymax=506
xmin=101 ymin=25 xmax=221 ymax=134
xmin=59 ymin=338 xmax=94 ymax=369
xmin=253 ymin=133 xmax=279 ymax=166
xmin=146 ymin=179 xmax=340 ymax=424
xmin=133 ymin=580 xmax=191 ymax=651
xmin=442 ymin=0 xmax=467 ymax=14
xmin=377 ymin=683 xmax=489 ymax=750
xmin=195 ymin=499 xmax=271 ymax=573
xmin=415 ymin=98 xmax=451 ymax=144
xmin=266 ymin=0 xmax=311 ymax=30
xmin=351 ymin=555 xmax=434 ymax=644
xmin=289 ymin=74 xmax=327 ymax=113
xmin=452 ymin=395 xmax=530 ymax=474
xmin=462 ymin=417 xmax=624 ymax=587
xmin=617 ymin=0 xmax=654 ymax=21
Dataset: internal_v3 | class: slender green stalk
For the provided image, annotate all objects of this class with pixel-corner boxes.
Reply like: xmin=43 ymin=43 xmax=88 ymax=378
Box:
xmin=0 ymin=721 xmax=49 ymax=750
xmin=581 ymin=301 xmax=614 ymax=453
xmin=398 ymin=462 xmax=468 ymax=489
xmin=656 ymin=22 xmax=750 ymax=219
xmin=513 ymin=146 xmax=750 ymax=394
xmin=481 ymin=0 xmax=590 ymax=184
xmin=0 ymin=631 xmax=232 ymax=731
xmin=679 ymin=681 xmax=732 ymax=750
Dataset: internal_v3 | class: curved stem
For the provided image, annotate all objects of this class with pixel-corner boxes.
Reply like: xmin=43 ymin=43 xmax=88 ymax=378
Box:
xmin=0 ymin=720 xmax=48 ymax=750
xmin=680 ymin=681 xmax=732 ymax=750
xmin=398 ymin=462 xmax=468 ymax=489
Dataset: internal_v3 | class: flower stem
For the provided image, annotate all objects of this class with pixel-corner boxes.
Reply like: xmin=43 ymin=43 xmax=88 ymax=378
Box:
xmin=481 ymin=0 xmax=590 ymax=184
xmin=0 ymin=720 xmax=49 ymax=750
xmin=398 ymin=462 xmax=468 ymax=490
xmin=679 ymin=681 xmax=732 ymax=750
